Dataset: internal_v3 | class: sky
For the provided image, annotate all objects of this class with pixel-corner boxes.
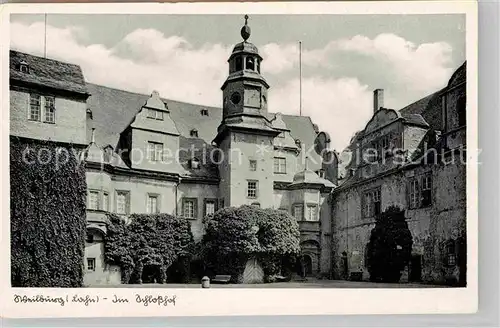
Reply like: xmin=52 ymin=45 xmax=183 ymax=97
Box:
xmin=10 ymin=14 xmax=465 ymax=151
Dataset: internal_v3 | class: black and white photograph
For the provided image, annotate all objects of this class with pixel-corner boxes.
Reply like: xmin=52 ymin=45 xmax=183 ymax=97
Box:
xmin=1 ymin=1 xmax=478 ymax=318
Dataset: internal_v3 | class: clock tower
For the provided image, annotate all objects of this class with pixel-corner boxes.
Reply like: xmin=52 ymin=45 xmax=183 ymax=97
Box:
xmin=214 ymin=15 xmax=280 ymax=208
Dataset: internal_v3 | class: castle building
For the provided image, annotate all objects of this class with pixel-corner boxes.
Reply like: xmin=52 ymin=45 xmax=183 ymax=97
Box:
xmin=9 ymin=17 xmax=337 ymax=285
xmin=331 ymin=63 xmax=467 ymax=285
xmin=9 ymin=16 xmax=466 ymax=286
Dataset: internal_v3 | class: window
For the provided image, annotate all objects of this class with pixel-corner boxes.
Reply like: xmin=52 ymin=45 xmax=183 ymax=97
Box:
xmin=200 ymin=109 xmax=209 ymax=116
xmin=246 ymin=56 xmax=255 ymax=70
xmin=445 ymin=241 xmax=456 ymax=267
xmin=306 ymin=204 xmax=318 ymax=221
xmin=29 ymin=94 xmax=41 ymax=121
xmin=274 ymin=157 xmax=286 ymax=174
xmin=147 ymin=142 xmax=163 ymax=162
xmin=87 ymin=258 xmax=96 ymax=271
xmin=235 ymin=56 xmax=243 ymax=71
xmin=44 ymin=96 xmax=55 ymax=123
xmin=88 ymin=190 xmax=99 ymax=210
xmin=190 ymin=158 xmax=200 ymax=169
xmin=421 ymin=175 xmax=432 ymax=207
xmin=147 ymin=194 xmax=159 ymax=214
xmin=102 ymin=192 xmax=109 ymax=211
xmin=316 ymin=169 xmax=325 ymax=178
xmin=457 ymin=96 xmax=466 ymax=126
xmin=116 ymin=191 xmax=129 ymax=214
xmin=247 ymin=180 xmax=258 ymax=198
xmin=183 ymin=198 xmax=197 ymax=219
xmin=256 ymin=59 xmax=260 ymax=73
xmin=147 ymin=108 xmax=164 ymax=120
xmin=204 ymin=199 xmax=216 ymax=217
xmin=249 ymin=159 xmax=257 ymax=171
xmin=293 ymin=204 xmax=304 ymax=221
xmin=19 ymin=61 xmax=29 ymax=73
xmin=409 ymin=179 xmax=419 ymax=209
xmin=364 ymin=188 xmax=381 ymax=218
xmin=190 ymin=129 xmax=199 ymax=138
xmin=29 ymin=94 xmax=56 ymax=123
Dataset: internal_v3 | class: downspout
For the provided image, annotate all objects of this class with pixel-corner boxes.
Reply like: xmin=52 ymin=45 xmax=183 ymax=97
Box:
xmin=175 ymin=177 xmax=181 ymax=216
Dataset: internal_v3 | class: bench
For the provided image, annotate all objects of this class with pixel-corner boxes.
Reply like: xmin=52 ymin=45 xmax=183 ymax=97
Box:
xmin=212 ymin=275 xmax=231 ymax=284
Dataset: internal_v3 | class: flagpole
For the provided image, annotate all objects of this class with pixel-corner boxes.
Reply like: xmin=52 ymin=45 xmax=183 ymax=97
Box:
xmin=299 ymin=41 xmax=302 ymax=116
xmin=44 ymin=14 xmax=47 ymax=58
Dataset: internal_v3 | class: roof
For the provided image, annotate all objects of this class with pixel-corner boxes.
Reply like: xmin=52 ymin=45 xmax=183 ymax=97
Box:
xmin=448 ymin=61 xmax=466 ymax=87
xmin=86 ymin=83 xmax=322 ymax=176
xmin=10 ymin=50 xmax=88 ymax=95
xmin=290 ymin=168 xmax=336 ymax=189
xmin=399 ymin=90 xmax=443 ymax=131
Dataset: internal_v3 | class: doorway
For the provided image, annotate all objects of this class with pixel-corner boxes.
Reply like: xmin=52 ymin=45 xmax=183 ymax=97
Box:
xmin=409 ymin=255 xmax=422 ymax=282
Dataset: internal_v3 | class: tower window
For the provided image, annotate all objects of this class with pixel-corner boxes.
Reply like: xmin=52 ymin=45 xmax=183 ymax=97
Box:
xmin=256 ymin=59 xmax=260 ymax=73
xmin=235 ymin=56 xmax=243 ymax=71
xmin=190 ymin=129 xmax=199 ymax=138
xmin=246 ymin=56 xmax=255 ymax=70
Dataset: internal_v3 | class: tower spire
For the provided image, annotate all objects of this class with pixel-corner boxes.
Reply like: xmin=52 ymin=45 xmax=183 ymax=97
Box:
xmin=241 ymin=14 xmax=251 ymax=41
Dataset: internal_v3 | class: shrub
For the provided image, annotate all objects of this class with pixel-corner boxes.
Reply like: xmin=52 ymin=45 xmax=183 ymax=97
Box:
xmin=202 ymin=205 xmax=301 ymax=282
xmin=366 ymin=205 xmax=413 ymax=283
xmin=10 ymin=137 xmax=87 ymax=287
xmin=104 ymin=213 xmax=194 ymax=284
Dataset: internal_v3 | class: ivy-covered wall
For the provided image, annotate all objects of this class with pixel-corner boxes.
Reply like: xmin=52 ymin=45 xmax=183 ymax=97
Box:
xmin=104 ymin=213 xmax=195 ymax=284
xmin=10 ymin=137 xmax=87 ymax=287
xmin=202 ymin=205 xmax=301 ymax=283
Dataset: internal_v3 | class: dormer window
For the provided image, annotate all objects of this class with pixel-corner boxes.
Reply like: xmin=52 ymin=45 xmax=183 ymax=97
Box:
xmin=190 ymin=129 xmax=199 ymax=138
xmin=316 ymin=169 xmax=325 ymax=178
xmin=19 ymin=60 xmax=29 ymax=73
xmin=295 ymin=139 xmax=302 ymax=148
xmin=200 ymin=109 xmax=209 ymax=116
xmin=190 ymin=158 xmax=200 ymax=169
xmin=147 ymin=108 xmax=164 ymax=120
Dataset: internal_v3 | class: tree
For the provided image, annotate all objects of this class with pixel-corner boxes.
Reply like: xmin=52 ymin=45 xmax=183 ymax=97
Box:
xmin=202 ymin=205 xmax=301 ymax=283
xmin=10 ymin=138 xmax=87 ymax=287
xmin=104 ymin=213 xmax=194 ymax=284
xmin=366 ymin=205 xmax=413 ymax=283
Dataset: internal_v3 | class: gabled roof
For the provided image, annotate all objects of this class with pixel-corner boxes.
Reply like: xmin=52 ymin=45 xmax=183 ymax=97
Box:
xmin=10 ymin=50 xmax=88 ymax=95
xmin=85 ymin=83 xmax=323 ymax=176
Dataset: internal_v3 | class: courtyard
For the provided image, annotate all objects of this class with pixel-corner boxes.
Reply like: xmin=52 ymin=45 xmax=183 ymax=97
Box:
xmin=91 ymin=279 xmax=447 ymax=289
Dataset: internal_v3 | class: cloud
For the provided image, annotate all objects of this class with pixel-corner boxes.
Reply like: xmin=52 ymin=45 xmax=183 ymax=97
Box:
xmin=10 ymin=22 xmax=455 ymax=151
xmin=333 ymin=33 xmax=454 ymax=93
xmin=269 ymin=76 xmax=372 ymax=151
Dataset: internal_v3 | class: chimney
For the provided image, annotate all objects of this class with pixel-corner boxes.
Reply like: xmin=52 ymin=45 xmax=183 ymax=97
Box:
xmin=373 ymin=89 xmax=384 ymax=113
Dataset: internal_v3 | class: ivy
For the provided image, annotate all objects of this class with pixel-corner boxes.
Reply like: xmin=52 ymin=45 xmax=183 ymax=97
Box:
xmin=366 ymin=205 xmax=413 ymax=283
xmin=202 ymin=205 xmax=301 ymax=283
xmin=10 ymin=137 xmax=87 ymax=287
xmin=104 ymin=213 xmax=194 ymax=284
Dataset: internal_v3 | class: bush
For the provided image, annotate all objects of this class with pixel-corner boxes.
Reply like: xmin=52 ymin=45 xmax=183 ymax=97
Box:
xmin=10 ymin=137 xmax=87 ymax=287
xmin=202 ymin=205 xmax=301 ymax=283
xmin=366 ymin=206 xmax=413 ymax=283
xmin=104 ymin=213 xmax=195 ymax=284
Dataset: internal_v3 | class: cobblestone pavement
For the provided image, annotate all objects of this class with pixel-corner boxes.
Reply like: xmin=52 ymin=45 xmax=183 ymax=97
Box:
xmin=92 ymin=279 xmax=448 ymax=288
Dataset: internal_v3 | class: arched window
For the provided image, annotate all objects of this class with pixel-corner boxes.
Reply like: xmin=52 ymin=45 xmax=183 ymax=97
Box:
xmin=235 ymin=56 xmax=243 ymax=71
xmin=246 ymin=56 xmax=255 ymax=71
xmin=457 ymin=96 xmax=466 ymax=126
xmin=190 ymin=129 xmax=198 ymax=138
